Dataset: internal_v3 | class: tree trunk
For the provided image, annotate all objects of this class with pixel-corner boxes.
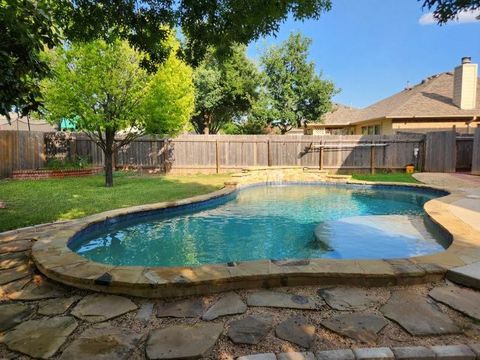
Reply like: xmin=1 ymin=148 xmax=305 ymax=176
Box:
xmin=104 ymin=129 xmax=115 ymax=187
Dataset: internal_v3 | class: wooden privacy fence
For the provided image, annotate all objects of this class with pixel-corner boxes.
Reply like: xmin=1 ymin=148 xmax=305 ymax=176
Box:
xmin=0 ymin=131 xmax=45 ymax=178
xmin=3 ymin=130 xmax=479 ymax=178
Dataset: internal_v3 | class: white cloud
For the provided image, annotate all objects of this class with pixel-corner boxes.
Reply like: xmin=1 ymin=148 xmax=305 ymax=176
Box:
xmin=419 ymin=9 xmax=480 ymax=25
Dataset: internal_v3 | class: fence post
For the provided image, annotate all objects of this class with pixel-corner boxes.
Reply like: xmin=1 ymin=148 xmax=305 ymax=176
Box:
xmin=370 ymin=143 xmax=375 ymax=174
xmin=215 ymin=139 xmax=220 ymax=174
xmin=267 ymin=139 xmax=271 ymax=167
xmin=319 ymin=146 xmax=323 ymax=170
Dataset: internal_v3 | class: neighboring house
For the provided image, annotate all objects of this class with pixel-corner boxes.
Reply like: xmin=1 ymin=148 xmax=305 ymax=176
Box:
xmin=305 ymin=57 xmax=479 ymax=135
xmin=0 ymin=113 xmax=57 ymax=132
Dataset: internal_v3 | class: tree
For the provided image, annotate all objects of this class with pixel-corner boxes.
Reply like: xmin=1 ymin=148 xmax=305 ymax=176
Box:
xmin=191 ymin=45 xmax=261 ymax=134
xmin=41 ymin=38 xmax=194 ymax=187
xmin=1 ymin=0 xmax=332 ymax=119
xmin=421 ymin=0 xmax=480 ymax=23
xmin=260 ymin=32 xmax=338 ymax=134
xmin=0 ymin=0 xmax=61 ymax=121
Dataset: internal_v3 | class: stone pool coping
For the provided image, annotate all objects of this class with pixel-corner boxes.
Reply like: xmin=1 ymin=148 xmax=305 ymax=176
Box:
xmin=30 ymin=174 xmax=480 ymax=298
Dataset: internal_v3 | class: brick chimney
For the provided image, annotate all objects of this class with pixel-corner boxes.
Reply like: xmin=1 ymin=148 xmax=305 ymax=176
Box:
xmin=453 ymin=57 xmax=478 ymax=110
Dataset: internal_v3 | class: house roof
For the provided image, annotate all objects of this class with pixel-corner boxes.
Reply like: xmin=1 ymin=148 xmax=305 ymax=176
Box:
xmin=0 ymin=114 xmax=57 ymax=132
xmin=310 ymin=71 xmax=480 ymax=128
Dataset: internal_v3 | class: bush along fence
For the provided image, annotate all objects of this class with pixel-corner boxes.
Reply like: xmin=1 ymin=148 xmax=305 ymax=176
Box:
xmin=0 ymin=128 xmax=478 ymax=178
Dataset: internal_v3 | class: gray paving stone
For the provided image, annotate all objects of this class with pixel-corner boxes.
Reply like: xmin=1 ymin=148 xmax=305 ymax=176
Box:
xmin=38 ymin=296 xmax=81 ymax=316
xmin=320 ymin=313 xmax=388 ymax=343
xmin=0 ymin=265 xmax=30 ymax=285
xmin=447 ymin=262 xmax=480 ymax=290
xmin=429 ymin=285 xmax=480 ymax=321
xmin=237 ymin=354 xmax=276 ymax=360
xmin=0 ymin=276 xmax=30 ymax=296
xmin=353 ymin=347 xmax=394 ymax=360
xmin=277 ymin=352 xmax=315 ymax=360
xmin=318 ymin=287 xmax=385 ymax=311
xmin=0 ymin=303 xmax=33 ymax=331
xmin=1 ymin=316 xmax=78 ymax=359
xmin=59 ymin=324 xmax=142 ymax=360
xmin=0 ymin=252 xmax=28 ymax=270
xmin=136 ymin=302 xmax=154 ymax=324
xmin=227 ymin=315 xmax=273 ymax=345
xmin=146 ymin=322 xmax=223 ymax=359
xmin=392 ymin=346 xmax=436 ymax=360
xmin=157 ymin=297 xmax=207 ymax=318
xmin=0 ymin=240 xmax=32 ymax=254
xmin=431 ymin=345 xmax=476 ymax=360
xmin=468 ymin=344 xmax=480 ymax=358
xmin=315 ymin=349 xmax=355 ymax=360
xmin=71 ymin=294 xmax=137 ymax=322
xmin=202 ymin=292 xmax=247 ymax=320
xmin=380 ymin=291 xmax=460 ymax=336
xmin=8 ymin=280 xmax=65 ymax=300
xmin=247 ymin=290 xmax=319 ymax=310
xmin=275 ymin=316 xmax=315 ymax=349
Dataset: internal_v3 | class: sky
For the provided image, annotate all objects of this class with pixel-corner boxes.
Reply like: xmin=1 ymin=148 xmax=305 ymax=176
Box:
xmin=247 ymin=0 xmax=480 ymax=109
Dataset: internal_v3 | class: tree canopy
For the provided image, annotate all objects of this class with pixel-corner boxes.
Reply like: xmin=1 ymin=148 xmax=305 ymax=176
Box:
xmin=260 ymin=33 xmax=338 ymax=134
xmin=421 ymin=0 xmax=480 ymax=23
xmin=1 ymin=0 xmax=333 ymax=119
xmin=41 ymin=38 xmax=194 ymax=186
xmin=191 ymin=45 xmax=261 ymax=134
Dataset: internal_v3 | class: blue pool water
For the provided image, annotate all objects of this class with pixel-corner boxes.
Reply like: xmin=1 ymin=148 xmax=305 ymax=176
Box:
xmin=69 ymin=184 xmax=448 ymax=267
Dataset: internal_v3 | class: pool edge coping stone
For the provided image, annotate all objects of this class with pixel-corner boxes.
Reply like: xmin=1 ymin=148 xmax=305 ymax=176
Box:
xmin=28 ymin=172 xmax=480 ymax=298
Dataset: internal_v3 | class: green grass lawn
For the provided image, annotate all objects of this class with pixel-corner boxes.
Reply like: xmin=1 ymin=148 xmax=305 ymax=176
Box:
xmin=0 ymin=172 xmax=231 ymax=232
xmin=351 ymin=172 xmax=419 ymax=183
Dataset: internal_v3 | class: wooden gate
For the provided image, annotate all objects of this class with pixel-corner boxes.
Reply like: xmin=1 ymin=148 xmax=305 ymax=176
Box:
xmin=424 ymin=131 xmax=456 ymax=172
xmin=472 ymin=127 xmax=480 ymax=175
xmin=456 ymin=135 xmax=474 ymax=171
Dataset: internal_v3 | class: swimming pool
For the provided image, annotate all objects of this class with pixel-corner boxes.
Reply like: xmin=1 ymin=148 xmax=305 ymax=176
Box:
xmin=69 ymin=184 xmax=448 ymax=267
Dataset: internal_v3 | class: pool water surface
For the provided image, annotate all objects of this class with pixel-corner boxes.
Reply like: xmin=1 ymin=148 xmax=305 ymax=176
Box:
xmin=69 ymin=184 xmax=447 ymax=267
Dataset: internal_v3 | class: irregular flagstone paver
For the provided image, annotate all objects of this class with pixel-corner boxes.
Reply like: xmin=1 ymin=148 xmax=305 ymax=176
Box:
xmin=316 ymin=349 xmax=355 ymax=360
xmin=136 ymin=302 xmax=154 ymax=324
xmin=429 ymin=285 xmax=480 ymax=321
xmin=0 ymin=264 xmax=31 ymax=285
xmin=247 ymin=290 xmax=319 ymax=310
xmin=38 ymin=296 xmax=81 ymax=316
xmin=157 ymin=297 xmax=207 ymax=318
xmin=318 ymin=287 xmax=386 ymax=311
xmin=8 ymin=279 xmax=65 ymax=300
xmin=447 ymin=261 xmax=480 ymax=290
xmin=380 ymin=291 xmax=460 ymax=336
xmin=59 ymin=324 xmax=142 ymax=360
xmin=237 ymin=354 xmax=276 ymax=360
xmin=0 ymin=303 xmax=33 ymax=331
xmin=227 ymin=315 xmax=273 ymax=345
xmin=320 ymin=313 xmax=388 ymax=344
xmin=0 ymin=316 xmax=78 ymax=359
xmin=275 ymin=316 xmax=316 ymax=349
xmin=71 ymin=294 xmax=137 ymax=322
xmin=0 ymin=276 xmax=30 ymax=296
xmin=0 ymin=252 xmax=28 ymax=270
xmin=392 ymin=346 xmax=436 ymax=360
xmin=0 ymin=240 xmax=32 ymax=254
xmin=277 ymin=352 xmax=316 ymax=360
xmin=146 ymin=322 xmax=223 ymax=359
xmin=202 ymin=292 xmax=247 ymax=320
xmin=430 ymin=345 xmax=476 ymax=359
xmin=353 ymin=347 xmax=395 ymax=360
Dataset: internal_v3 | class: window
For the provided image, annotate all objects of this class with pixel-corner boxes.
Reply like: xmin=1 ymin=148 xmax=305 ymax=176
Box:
xmin=361 ymin=125 xmax=381 ymax=135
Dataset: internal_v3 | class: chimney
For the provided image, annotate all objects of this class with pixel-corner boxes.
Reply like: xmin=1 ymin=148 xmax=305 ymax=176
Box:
xmin=453 ymin=57 xmax=478 ymax=110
